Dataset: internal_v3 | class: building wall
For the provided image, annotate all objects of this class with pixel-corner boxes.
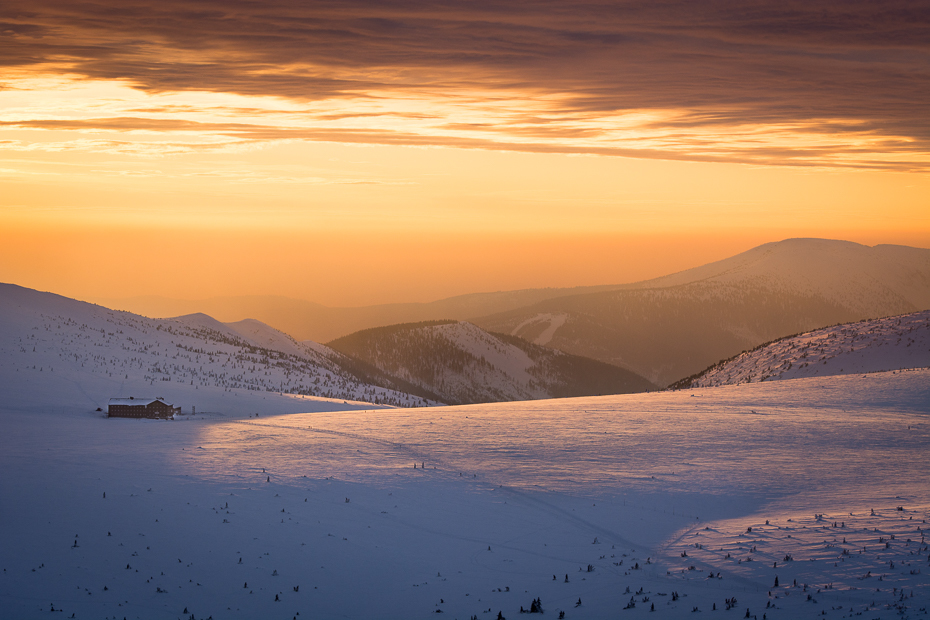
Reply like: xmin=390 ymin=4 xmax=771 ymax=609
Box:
xmin=108 ymin=402 xmax=175 ymax=419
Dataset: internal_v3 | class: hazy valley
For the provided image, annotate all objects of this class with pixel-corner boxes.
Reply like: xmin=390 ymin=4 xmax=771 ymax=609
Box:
xmin=93 ymin=239 xmax=930 ymax=388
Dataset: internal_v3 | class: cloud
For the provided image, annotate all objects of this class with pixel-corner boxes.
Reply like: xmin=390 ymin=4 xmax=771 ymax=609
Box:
xmin=1 ymin=0 xmax=928 ymax=168
xmin=2 ymin=113 xmax=927 ymax=171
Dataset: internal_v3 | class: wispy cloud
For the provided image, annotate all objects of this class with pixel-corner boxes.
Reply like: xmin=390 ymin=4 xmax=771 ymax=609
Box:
xmin=1 ymin=0 xmax=928 ymax=169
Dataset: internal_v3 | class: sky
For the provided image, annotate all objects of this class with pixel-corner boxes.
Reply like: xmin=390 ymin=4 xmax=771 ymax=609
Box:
xmin=1 ymin=0 xmax=928 ymax=306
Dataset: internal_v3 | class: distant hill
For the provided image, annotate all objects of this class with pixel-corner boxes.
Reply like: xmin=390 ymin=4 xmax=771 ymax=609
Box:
xmin=326 ymin=321 xmax=657 ymax=405
xmin=472 ymin=239 xmax=930 ymax=386
xmin=0 ymin=283 xmax=434 ymax=415
xmin=89 ymin=284 xmax=627 ymax=344
xmin=673 ymin=310 xmax=930 ymax=389
xmin=625 ymin=239 xmax=930 ymax=311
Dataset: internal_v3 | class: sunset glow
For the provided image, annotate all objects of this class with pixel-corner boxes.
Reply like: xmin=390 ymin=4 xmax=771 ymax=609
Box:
xmin=2 ymin=1 xmax=928 ymax=305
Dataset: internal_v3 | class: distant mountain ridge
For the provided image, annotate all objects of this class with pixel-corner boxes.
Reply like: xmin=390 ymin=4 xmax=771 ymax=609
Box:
xmin=65 ymin=238 xmax=930 ymax=388
xmin=625 ymin=239 xmax=930 ymax=312
xmin=91 ymin=284 xmax=628 ymax=344
xmin=326 ymin=320 xmax=657 ymax=405
xmin=472 ymin=239 xmax=930 ymax=386
xmin=89 ymin=239 xmax=930 ymax=385
xmin=674 ymin=310 xmax=930 ymax=389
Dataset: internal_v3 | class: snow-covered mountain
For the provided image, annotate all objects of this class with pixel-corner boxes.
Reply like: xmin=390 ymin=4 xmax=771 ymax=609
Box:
xmin=676 ymin=310 xmax=930 ymax=388
xmin=474 ymin=239 xmax=930 ymax=386
xmin=0 ymin=283 xmax=433 ymax=416
xmin=326 ymin=320 xmax=657 ymax=405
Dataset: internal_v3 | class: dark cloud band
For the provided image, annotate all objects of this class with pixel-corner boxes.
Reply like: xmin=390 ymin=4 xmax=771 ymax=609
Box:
xmin=2 ymin=0 xmax=928 ymax=167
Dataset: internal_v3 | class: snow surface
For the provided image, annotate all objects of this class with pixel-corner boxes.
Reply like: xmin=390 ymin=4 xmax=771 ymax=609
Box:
xmin=222 ymin=318 xmax=308 ymax=359
xmin=691 ymin=311 xmax=930 ymax=387
xmin=1 ymin=369 xmax=928 ymax=619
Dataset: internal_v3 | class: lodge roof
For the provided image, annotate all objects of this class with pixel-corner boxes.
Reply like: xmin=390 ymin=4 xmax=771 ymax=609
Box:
xmin=108 ymin=397 xmax=172 ymax=407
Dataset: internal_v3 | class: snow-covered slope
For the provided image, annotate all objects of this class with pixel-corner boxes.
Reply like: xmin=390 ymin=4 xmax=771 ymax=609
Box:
xmin=1 ymin=370 xmax=927 ymax=619
xmin=681 ymin=310 xmax=930 ymax=388
xmin=222 ymin=318 xmax=308 ymax=358
xmin=0 ymin=283 xmax=432 ymax=415
xmin=327 ymin=320 xmax=656 ymax=404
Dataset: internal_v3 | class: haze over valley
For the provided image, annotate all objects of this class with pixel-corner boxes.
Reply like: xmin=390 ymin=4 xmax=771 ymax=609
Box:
xmin=95 ymin=238 xmax=930 ymax=387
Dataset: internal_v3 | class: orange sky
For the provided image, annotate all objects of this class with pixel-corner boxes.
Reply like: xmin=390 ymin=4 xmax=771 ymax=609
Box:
xmin=1 ymin=1 xmax=928 ymax=306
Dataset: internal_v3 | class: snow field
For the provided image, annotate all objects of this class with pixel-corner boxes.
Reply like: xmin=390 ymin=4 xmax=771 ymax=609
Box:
xmin=1 ymin=370 xmax=928 ymax=618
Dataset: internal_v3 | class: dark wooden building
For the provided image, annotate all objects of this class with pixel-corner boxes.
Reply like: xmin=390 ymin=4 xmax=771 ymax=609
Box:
xmin=107 ymin=397 xmax=180 ymax=419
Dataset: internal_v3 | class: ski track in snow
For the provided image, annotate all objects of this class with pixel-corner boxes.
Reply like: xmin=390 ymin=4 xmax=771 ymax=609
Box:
xmin=1 ymin=370 xmax=928 ymax=619
xmin=510 ymin=313 xmax=569 ymax=347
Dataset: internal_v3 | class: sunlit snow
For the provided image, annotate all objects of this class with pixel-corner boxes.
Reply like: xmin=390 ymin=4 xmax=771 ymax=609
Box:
xmin=692 ymin=311 xmax=930 ymax=387
xmin=2 ymin=369 xmax=927 ymax=619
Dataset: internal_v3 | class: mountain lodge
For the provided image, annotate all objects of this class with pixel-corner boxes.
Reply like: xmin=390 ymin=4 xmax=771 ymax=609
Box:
xmin=107 ymin=397 xmax=180 ymax=419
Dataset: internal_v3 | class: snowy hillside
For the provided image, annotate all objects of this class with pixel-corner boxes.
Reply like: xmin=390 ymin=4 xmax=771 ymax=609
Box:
xmin=678 ymin=310 xmax=930 ymax=388
xmin=327 ymin=320 xmax=656 ymax=404
xmin=1 ymin=369 xmax=927 ymax=619
xmin=475 ymin=239 xmax=930 ymax=386
xmin=0 ymin=283 xmax=432 ymax=415
xmin=222 ymin=317 xmax=309 ymax=358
